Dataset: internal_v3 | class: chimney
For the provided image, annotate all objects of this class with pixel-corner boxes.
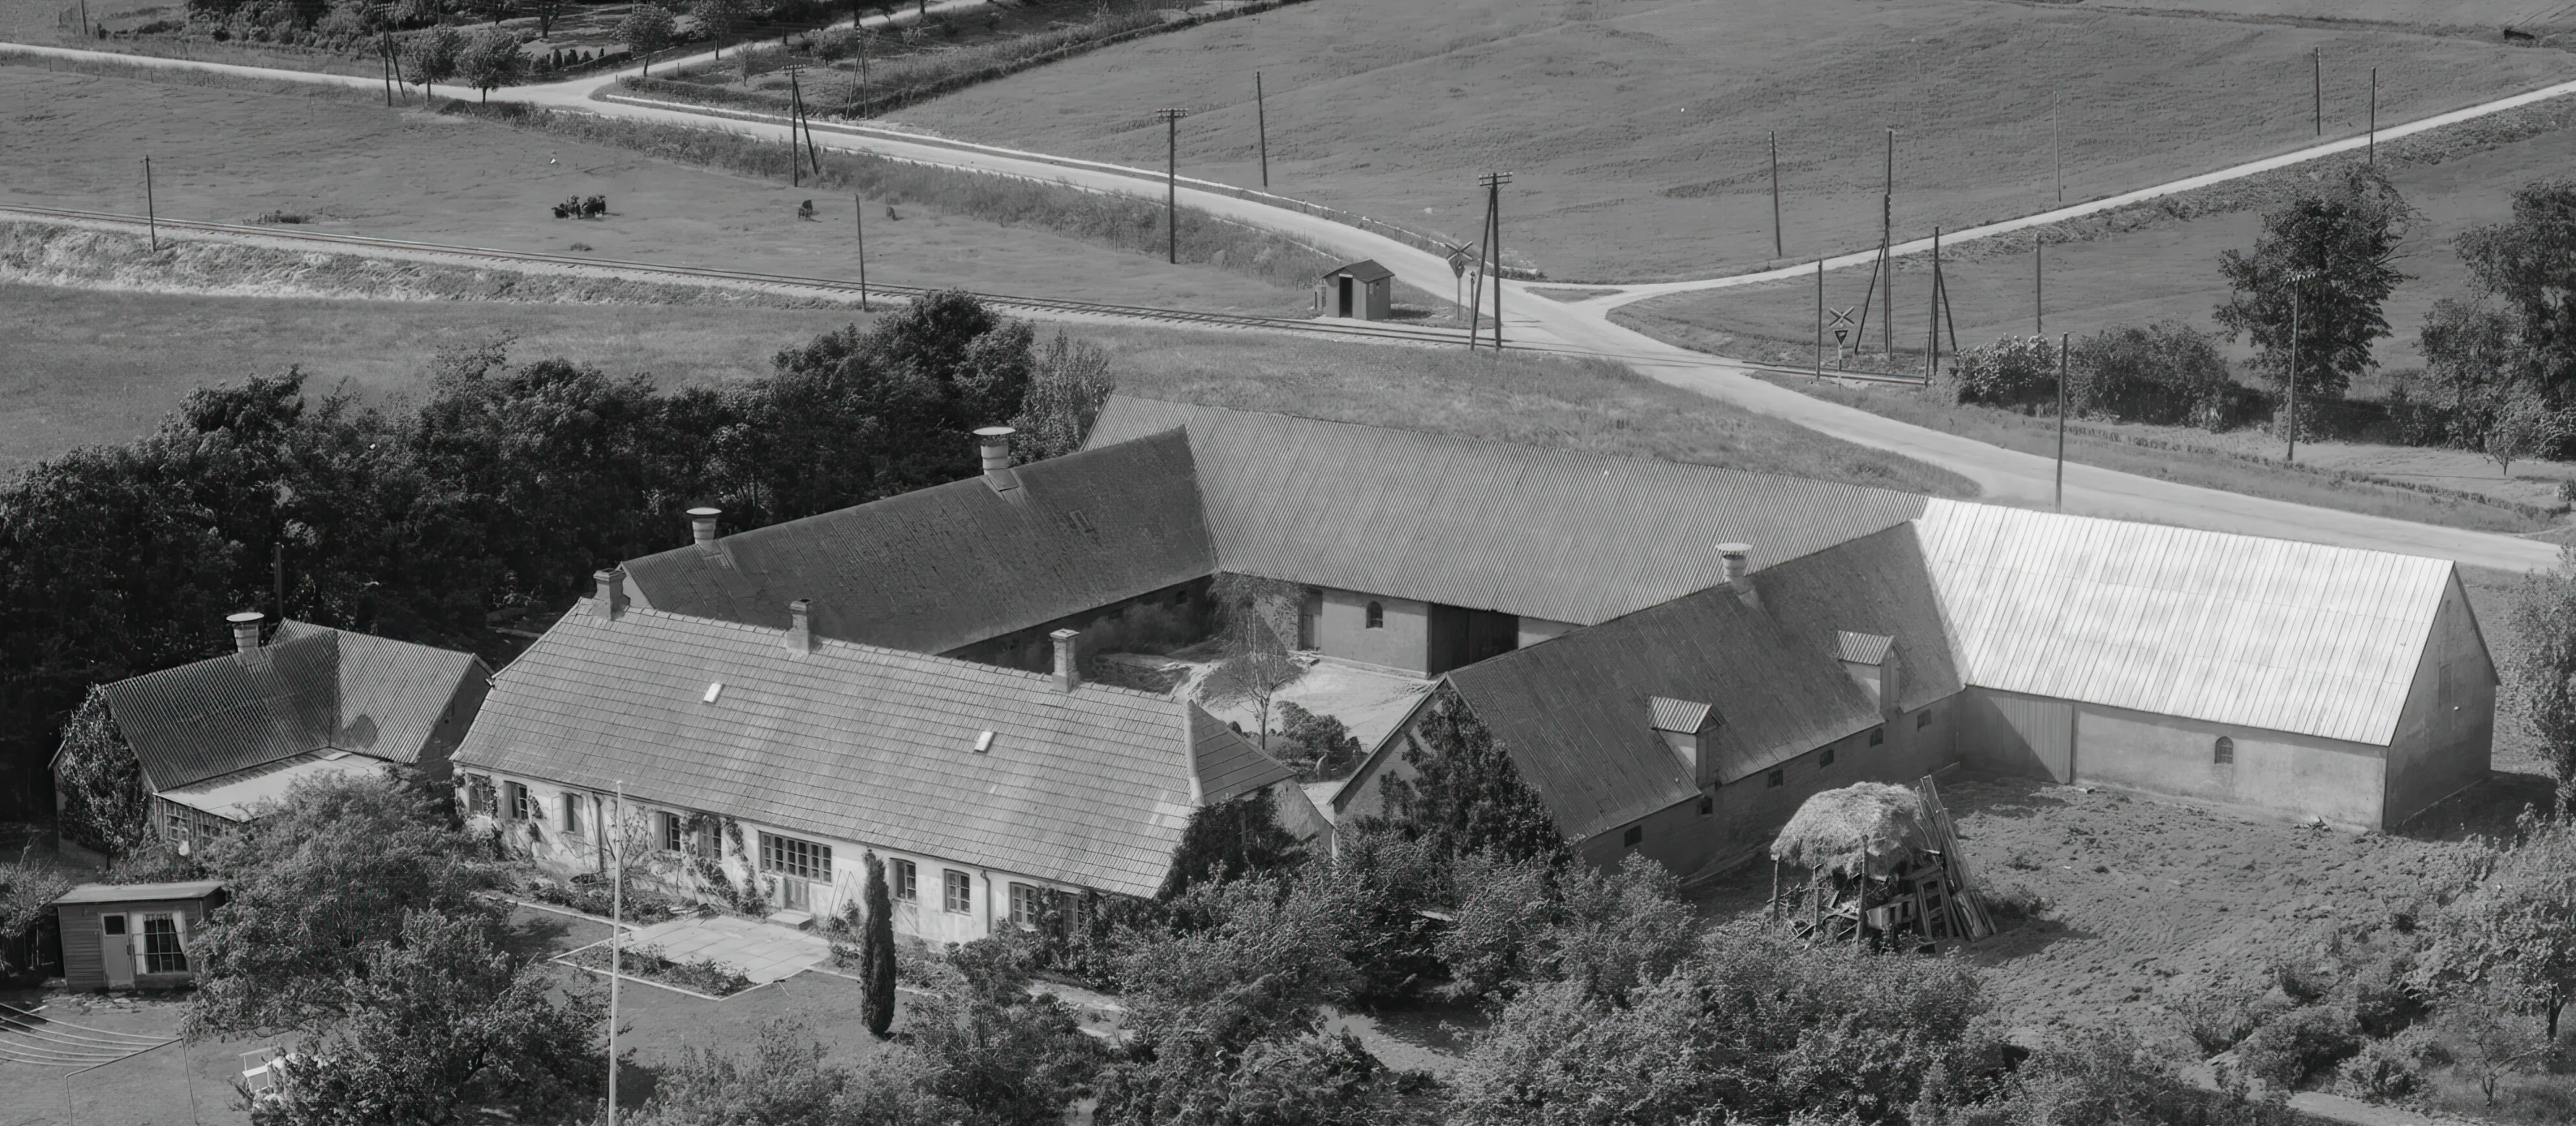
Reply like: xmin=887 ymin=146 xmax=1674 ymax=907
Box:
xmin=786 ymin=599 xmax=814 ymax=655
xmin=1716 ymin=543 xmax=1759 ymax=611
xmin=1050 ymin=629 xmax=1081 ymax=692
xmin=1648 ymin=696 xmax=1721 ymax=789
xmin=227 ymin=610 xmax=264 ymax=655
xmin=687 ymin=507 xmax=722 ymax=552
xmin=595 ymin=568 xmax=629 ymax=622
xmin=975 ymin=427 xmax=1021 ymax=493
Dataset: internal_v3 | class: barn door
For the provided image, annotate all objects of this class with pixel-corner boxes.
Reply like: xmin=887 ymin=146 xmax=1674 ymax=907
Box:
xmin=1993 ymin=695 xmax=2076 ymax=783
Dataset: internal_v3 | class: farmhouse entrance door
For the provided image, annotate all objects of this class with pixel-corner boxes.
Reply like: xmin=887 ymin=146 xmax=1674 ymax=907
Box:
xmin=778 ymin=876 xmax=810 ymax=913
xmin=100 ymin=913 xmax=135 ymax=988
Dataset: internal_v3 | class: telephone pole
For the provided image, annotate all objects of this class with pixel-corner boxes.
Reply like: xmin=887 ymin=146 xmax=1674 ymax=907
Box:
xmin=2368 ymin=67 xmax=2378 ymax=164
xmin=2313 ymin=47 xmax=2323 ymax=136
xmin=2055 ymin=333 xmax=2070 ymax=509
xmin=1814 ymin=259 xmax=1825 ymax=376
xmin=1156 ymin=108 xmax=1189 ymax=264
xmin=1255 ymin=72 xmax=1270 ymax=189
xmin=2033 ymin=231 xmax=2043 ymax=336
xmin=144 ymin=155 xmax=157 ymax=252
xmin=1880 ymin=128 xmax=1894 ymax=359
xmin=854 ymin=192 xmax=869 ymax=311
xmin=1769 ymin=129 xmax=1783 ymax=258
xmin=1479 ymin=170 xmax=1512 ymax=350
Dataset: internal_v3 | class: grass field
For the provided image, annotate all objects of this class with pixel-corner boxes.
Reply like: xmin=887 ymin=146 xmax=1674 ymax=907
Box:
xmin=885 ymin=0 xmax=2573 ymax=280
xmin=0 ymin=66 xmax=1307 ymax=312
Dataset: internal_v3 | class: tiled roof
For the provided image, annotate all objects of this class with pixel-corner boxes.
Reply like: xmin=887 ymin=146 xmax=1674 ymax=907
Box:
xmin=1443 ymin=524 xmax=1961 ymax=840
xmin=453 ymin=600 xmax=1292 ymax=899
xmin=620 ymin=430 xmax=1215 ymax=655
xmin=1084 ymin=397 xmax=1930 ymax=626
xmin=1913 ymin=500 xmax=2454 ymax=746
xmin=98 ymin=623 xmax=483 ymax=792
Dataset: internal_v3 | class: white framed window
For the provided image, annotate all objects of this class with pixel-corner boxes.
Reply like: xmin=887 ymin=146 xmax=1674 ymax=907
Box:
xmin=561 ymin=793 xmax=583 ymax=836
xmin=2214 ymin=736 xmax=2235 ymax=765
xmin=759 ymin=832 xmax=831 ymax=881
xmin=1009 ymin=883 xmax=1042 ymax=928
xmin=141 ymin=915 xmax=187 ymax=974
xmin=659 ymin=812 xmax=683 ymax=853
xmin=507 ymin=782 xmax=534 ymax=821
xmin=892 ymin=859 xmax=917 ymax=900
xmin=942 ymin=870 xmax=972 ymax=913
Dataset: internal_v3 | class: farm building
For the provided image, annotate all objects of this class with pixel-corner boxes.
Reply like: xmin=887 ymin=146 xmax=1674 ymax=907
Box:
xmin=449 ymin=573 xmax=1322 ymax=939
xmin=58 ymin=613 xmax=489 ymax=852
xmin=1318 ymin=259 xmax=1394 ymax=320
xmin=553 ymin=395 xmax=2489 ymax=884
xmin=55 ymin=880 xmax=224 ymax=991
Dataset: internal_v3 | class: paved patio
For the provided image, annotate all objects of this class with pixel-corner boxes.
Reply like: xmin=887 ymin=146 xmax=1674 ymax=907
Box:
xmin=623 ymin=914 xmax=831 ymax=985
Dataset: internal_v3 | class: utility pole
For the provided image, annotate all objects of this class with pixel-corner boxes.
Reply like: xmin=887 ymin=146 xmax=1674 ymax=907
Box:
xmin=144 ymin=155 xmax=157 ymax=252
xmin=607 ymin=780 xmax=624 ymax=1126
xmin=1480 ymin=170 xmax=1512 ymax=350
xmin=2055 ymin=333 xmax=2069 ymax=509
xmin=2033 ymin=231 xmax=2043 ymax=336
xmin=1927 ymin=227 xmax=1943 ymax=382
xmin=2368 ymin=67 xmax=2377 ymax=164
xmin=2053 ymin=127 xmax=2062 ymax=204
xmin=272 ymin=544 xmax=285 ymax=621
xmin=2286 ymin=269 xmax=2316 ymax=462
xmin=854 ymin=192 xmax=868 ymax=312
xmin=2313 ymin=47 xmax=2322 ymax=137
xmin=1156 ymin=108 xmax=1189 ymax=264
xmin=1814 ymin=258 xmax=1824 ymax=376
xmin=78 ymin=0 xmax=87 ymax=37
xmin=789 ymin=69 xmax=803 ymax=187
xmin=1769 ymin=129 xmax=1783 ymax=258
xmin=1256 ymin=72 xmax=1269 ymax=189
xmin=1881 ymin=128 xmax=1894 ymax=360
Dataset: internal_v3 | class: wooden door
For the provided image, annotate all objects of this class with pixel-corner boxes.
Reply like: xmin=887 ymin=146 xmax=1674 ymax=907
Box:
xmin=1993 ymin=695 xmax=2076 ymax=782
xmin=100 ymin=913 xmax=135 ymax=988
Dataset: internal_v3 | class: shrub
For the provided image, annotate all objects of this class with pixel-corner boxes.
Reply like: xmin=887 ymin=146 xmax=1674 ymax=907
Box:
xmin=2334 ymin=1037 xmax=2423 ymax=1103
xmin=2172 ymin=978 xmax=2265 ymax=1055
xmin=2069 ymin=321 xmax=2240 ymax=427
xmin=2237 ymin=1006 xmax=2362 ymax=1088
xmin=1947 ymin=335 xmax=2062 ymax=409
xmin=1273 ymin=702 xmax=1363 ymax=781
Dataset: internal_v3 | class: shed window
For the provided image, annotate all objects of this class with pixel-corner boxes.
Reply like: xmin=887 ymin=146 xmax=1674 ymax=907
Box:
xmin=759 ymin=832 xmax=831 ymax=881
xmin=892 ymin=859 xmax=917 ymax=901
xmin=1822 ymin=746 xmax=1836 ymax=767
xmin=1916 ymin=710 xmax=1932 ymax=729
xmin=1766 ymin=768 xmax=1784 ymax=789
xmin=142 ymin=916 xmax=187 ymax=974
xmin=943 ymin=870 xmax=972 ymax=913
xmin=101 ymin=914 xmax=127 ymax=936
xmin=1622 ymin=825 xmax=1643 ymax=848
xmin=2213 ymin=737 xmax=2235 ymax=765
xmin=1698 ymin=794 xmax=1714 ymax=816
xmin=561 ymin=793 xmax=583 ymax=836
xmin=1364 ymin=602 xmax=1385 ymax=629
xmin=1869 ymin=727 xmax=1885 ymax=747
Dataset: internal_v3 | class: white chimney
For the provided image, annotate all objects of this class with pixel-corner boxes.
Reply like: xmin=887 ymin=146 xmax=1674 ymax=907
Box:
xmin=1050 ymin=629 xmax=1081 ymax=692
xmin=1716 ymin=543 xmax=1758 ymax=611
xmin=595 ymin=568 xmax=629 ymax=622
xmin=688 ymin=507 xmax=721 ymax=551
xmin=227 ymin=610 xmax=264 ymax=655
xmin=976 ymin=427 xmax=1020 ymax=493
xmin=786 ymin=599 xmax=814 ymax=655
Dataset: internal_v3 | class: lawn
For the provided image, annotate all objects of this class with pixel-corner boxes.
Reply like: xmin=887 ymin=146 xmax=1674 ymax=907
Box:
xmin=0 ymin=65 xmax=1306 ymax=312
xmin=884 ymin=0 xmax=2572 ymax=280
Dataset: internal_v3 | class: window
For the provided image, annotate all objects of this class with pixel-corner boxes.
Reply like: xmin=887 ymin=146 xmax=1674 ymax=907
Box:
xmin=1822 ymin=746 xmax=1836 ymax=767
xmin=1364 ymin=601 xmax=1385 ymax=629
xmin=2214 ymin=736 xmax=2235 ymax=765
xmin=462 ymin=774 xmax=496 ymax=816
xmin=759 ymin=832 xmax=831 ymax=881
xmin=943 ymin=870 xmax=972 ymax=913
xmin=1766 ymin=768 xmax=1784 ymax=789
xmin=507 ymin=782 xmax=533 ymax=821
xmin=1868 ymin=727 xmax=1885 ymax=747
xmin=1698 ymin=794 xmax=1714 ymax=816
xmin=1621 ymin=825 xmax=1643 ymax=848
xmin=659 ymin=812 xmax=684 ymax=853
xmin=892 ymin=859 xmax=918 ymax=901
xmin=1916 ymin=710 xmax=1932 ymax=729
xmin=101 ymin=914 xmax=127 ymax=937
xmin=141 ymin=916 xmax=187 ymax=975
xmin=561 ymin=793 xmax=584 ymax=836
xmin=1009 ymin=883 xmax=1043 ymax=928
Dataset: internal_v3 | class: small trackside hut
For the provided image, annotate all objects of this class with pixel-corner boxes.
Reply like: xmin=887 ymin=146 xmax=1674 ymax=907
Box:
xmin=1317 ymin=260 xmax=1394 ymax=320
xmin=56 ymin=880 xmax=224 ymax=991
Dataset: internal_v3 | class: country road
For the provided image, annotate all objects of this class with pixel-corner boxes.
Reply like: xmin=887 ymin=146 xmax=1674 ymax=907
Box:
xmin=1 ymin=37 xmax=2567 ymax=572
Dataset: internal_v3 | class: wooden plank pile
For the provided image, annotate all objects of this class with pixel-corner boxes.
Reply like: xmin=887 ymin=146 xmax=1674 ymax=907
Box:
xmin=1768 ymin=776 xmax=1994 ymax=948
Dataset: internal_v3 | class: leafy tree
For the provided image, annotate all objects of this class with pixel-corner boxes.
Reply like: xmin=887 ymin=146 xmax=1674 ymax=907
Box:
xmin=2482 ymin=390 xmax=2564 ymax=479
xmin=1202 ymin=574 xmax=1304 ymax=750
xmin=2418 ymin=810 xmax=2576 ymax=1042
xmin=694 ymin=0 xmax=751 ymax=54
xmin=49 ymin=687 xmax=152 ymax=857
xmin=2430 ymin=992 xmax=2548 ymax=1107
xmin=0 ymin=857 xmax=73 ymax=978
xmin=1007 ymin=330 xmax=1116 ymax=462
xmin=1946 ymin=334 xmax=2060 ymax=409
xmin=1273 ymin=702 xmax=1362 ymax=781
xmin=2416 ymin=297 xmax=2522 ymax=445
xmin=1366 ymin=685 xmax=1565 ymax=865
xmin=2069 ymin=321 xmax=2239 ymax=427
xmin=1302 ymin=824 xmax=1449 ymax=1006
xmin=2457 ymin=179 xmax=2576 ymax=401
xmin=2214 ymin=163 xmax=2412 ymax=402
xmin=1440 ymin=853 xmax=1694 ymax=1008
xmin=456 ymin=27 xmax=526 ymax=101
xmin=1158 ymin=785 xmax=1306 ymax=900
xmin=249 ymin=909 xmax=604 ymax=1126
xmin=190 ymin=774 xmax=504 ymax=1033
xmin=627 ymin=1020 xmax=864 ymax=1126
xmin=861 ymin=851 xmax=896 ymax=1038
xmin=618 ymin=4 xmax=676 ymax=72
xmin=2503 ymin=555 xmax=2576 ymax=817
xmin=527 ymin=0 xmax=568 ymax=36
xmin=403 ymin=24 xmax=466 ymax=100
xmin=1922 ymin=1025 xmax=2299 ymax=1126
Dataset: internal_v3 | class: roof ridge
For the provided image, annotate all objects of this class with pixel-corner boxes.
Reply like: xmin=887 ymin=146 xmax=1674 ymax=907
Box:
xmin=1919 ymin=498 xmax=2454 ymax=568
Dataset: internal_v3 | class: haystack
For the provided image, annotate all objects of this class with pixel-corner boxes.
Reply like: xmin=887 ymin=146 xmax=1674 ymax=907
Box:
xmin=1769 ymin=782 xmax=1932 ymax=879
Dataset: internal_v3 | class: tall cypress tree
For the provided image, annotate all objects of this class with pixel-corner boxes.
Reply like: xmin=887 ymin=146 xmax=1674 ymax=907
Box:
xmin=861 ymin=850 xmax=896 ymax=1036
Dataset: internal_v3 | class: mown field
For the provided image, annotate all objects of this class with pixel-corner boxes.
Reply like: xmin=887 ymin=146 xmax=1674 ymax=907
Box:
xmin=887 ymin=0 xmax=2574 ymax=280
xmin=0 ymin=66 xmax=1307 ymax=312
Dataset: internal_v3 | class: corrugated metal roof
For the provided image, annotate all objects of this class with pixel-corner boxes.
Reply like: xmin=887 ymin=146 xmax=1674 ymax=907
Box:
xmin=1085 ymin=397 xmax=1930 ymax=626
xmin=1441 ymin=523 xmax=1964 ymax=840
xmin=621 ymin=430 xmax=1215 ymax=655
xmin=56 ymin=880 xmax=225 ymax=905
xmin=99 ymin=624 xmax=482 ymax=792
xmin=1835 ymin=631 xmax=1895 ymax=666
xmin=159 ymin=751 xmax=392 ymax=822
xmin=453 ymin=600 xmax=1291 ymax=899
xmin=1913 ymin=500 xmax=2452 ymax=746
xmin=1646 ymin=697 xmax=1714 ymax=733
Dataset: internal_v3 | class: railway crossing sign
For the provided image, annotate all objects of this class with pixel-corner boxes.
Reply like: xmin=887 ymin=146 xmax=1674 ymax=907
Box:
xmin=1828 ymin=307 xmax=1857 ymax=346
xmin=1446 ymin=245 xmax=1475 ymax=278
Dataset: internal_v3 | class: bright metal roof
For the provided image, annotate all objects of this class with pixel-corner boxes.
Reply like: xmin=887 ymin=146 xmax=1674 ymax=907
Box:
xmin=56 ymin=880 xmax=225 ymax=905
xmin=158 ymin=751 xmax=391 ymax=823
xmin=1914 ymin=500 xmax=2454 ymax=746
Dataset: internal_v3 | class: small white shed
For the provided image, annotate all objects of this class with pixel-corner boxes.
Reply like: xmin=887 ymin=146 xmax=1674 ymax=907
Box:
xmin=55 ymin=880 xmax=224 ymax=991
xmin=1318 ymin=260 xmax=1394 ymax=320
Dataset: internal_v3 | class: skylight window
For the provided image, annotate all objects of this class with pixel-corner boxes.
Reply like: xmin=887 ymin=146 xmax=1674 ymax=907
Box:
xmin=703 ymin=682 xmax=723 ymax=704
xmin=973 ymin=731 xmax=995 ymax=754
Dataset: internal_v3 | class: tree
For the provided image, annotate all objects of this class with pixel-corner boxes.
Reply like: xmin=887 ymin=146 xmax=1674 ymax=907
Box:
xmin=1157 ymin=785 xmax=1305 ymax=900
xmin=2214 ymin=163 xmax=2412 ymax=402
xmin=1946 ymin=334 xmax=2060 ymax=409
xmin=861 ymin=851 xmax=896 ymax=1037
xmin=2417 ymin=297 xmax=2521 ymax=445
xmin=2068 ymin=321 xmax=2238 ymax=427
xmin=1006 ymin=331 xmax=1115 ymax=462
xmin=403 ymin=24 xmax=466 ymax=101
xmin=50 ymin=687 xmax=153 ymax=857
xmin=2502 ymin=554 xmax=2576 ymax=817
xmin=2431 ymin=993 xmax=2548 ymax=1107
xmin=2457 ymin=179 xmax=2576 ymax=401
xmin=249 ymin=909 xmax=605 ymax=1126
xmin=2482 ymin=390 xmax=2562 ymax=479
xmin=1202 ymin=574 xmax=1304 ymax=750
xmin=2419 ymin=810 xmax=2576 ymax=1042
xmin=694 ymin=0 xmax=750 ymax=56
xmin=528 ymin=0 xmax=568 ymax=36
xmin=1365 ymin=685 xmax=1566 ymax=865
xmin=456 ymin=27 xmax=525 ymax=102
xmin=617 ymin=4 xmax=675 ymax=73
xmin=1440 ymin=853 xmax=1694 ymax=1009
xmin=1272 ymin=702 xmax=1362 ymax=781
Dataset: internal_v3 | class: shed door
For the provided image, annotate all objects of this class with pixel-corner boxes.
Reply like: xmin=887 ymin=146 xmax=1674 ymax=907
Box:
xmin=100 ymin=913 xmax=135 ymax=989
xmin=1994 ymin=695 xmax=2076 ymax=783
xmin=1337 ymin=276 xmax=1354 ymax=317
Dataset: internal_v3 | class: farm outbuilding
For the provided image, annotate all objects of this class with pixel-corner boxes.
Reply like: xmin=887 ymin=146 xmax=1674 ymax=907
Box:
xmin=56 ymin=880 xmax=223 ymax=991
xmin=1318 ymin=259 xmax=1393 ymax=320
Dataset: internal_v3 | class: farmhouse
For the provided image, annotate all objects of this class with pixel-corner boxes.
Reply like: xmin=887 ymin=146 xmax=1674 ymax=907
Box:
xmin=449 ymin=574 xmax=1319 ymax=939
xmin=525 ymin=395 xmax=2491 ymax=887
xmin=58 ymin=612 xmax=489 ymax=852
